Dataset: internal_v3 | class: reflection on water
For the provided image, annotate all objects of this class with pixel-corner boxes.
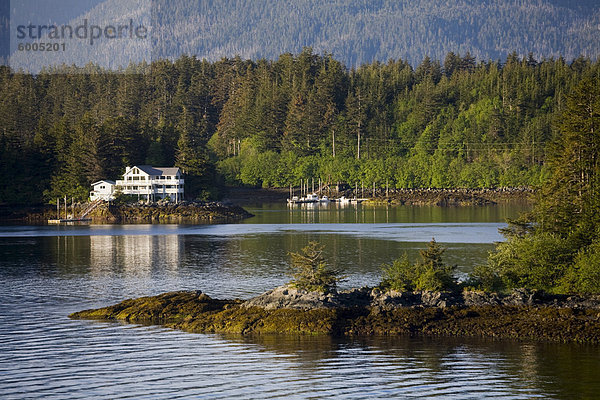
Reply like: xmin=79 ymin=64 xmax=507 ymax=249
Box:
xmin=243 ymin=201 xmax=530 ymax=225
xmin=221 ymin=334 xmax=600 ymax=399
xmin=89 ymin=235 xmax=183 ymax=277
xmin=4 ymin=233 xmax=493 ymax=296
xmin=3 ymin=203 xmax=600 ymax=399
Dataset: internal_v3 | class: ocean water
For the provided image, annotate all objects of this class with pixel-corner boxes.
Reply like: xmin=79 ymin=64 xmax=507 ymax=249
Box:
xmin=1 ymin=203 xmax=598 ymax=399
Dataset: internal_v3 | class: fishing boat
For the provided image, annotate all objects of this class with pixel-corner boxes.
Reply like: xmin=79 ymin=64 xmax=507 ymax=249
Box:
xmin=287 ymin=196 xmax=300 ymax=204
xmin=287 ymin=193 xmax=319 ymax=204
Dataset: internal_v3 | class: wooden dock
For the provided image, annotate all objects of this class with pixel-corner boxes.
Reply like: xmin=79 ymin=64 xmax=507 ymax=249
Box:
xmin=48 ymin=197 xmax=102 ymax=224
xmin=48 ymin=218 xmax=92 ymax=224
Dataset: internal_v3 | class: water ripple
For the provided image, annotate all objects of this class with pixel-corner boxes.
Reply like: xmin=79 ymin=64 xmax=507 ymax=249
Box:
xmin=1 ymin=214 xmax=599 ymax=398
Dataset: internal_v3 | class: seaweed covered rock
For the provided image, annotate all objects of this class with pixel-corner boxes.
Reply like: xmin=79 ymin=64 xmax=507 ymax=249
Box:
xmin=70 ymin=287 xmax=600 ymax=343
xmin=70 ymin=291 xmax=239 ymax=324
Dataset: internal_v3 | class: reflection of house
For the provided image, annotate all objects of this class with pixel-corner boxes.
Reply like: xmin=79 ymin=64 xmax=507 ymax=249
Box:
xmin=90 ymin=234 xmax=183 ymax=276
xmin=90 ymin=180 xmax=116 ymax=201
xmin=90 ymin=165 xmax=184 ymax=202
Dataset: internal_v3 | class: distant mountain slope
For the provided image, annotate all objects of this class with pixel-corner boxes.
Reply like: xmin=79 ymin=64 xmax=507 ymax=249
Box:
xmin=7 ymin=0 xmax=600 ymax=72
xmin=8 ymin=0 xmax=150 ymax=73
xmin=151 ymin=0 xmax=600 ymax=66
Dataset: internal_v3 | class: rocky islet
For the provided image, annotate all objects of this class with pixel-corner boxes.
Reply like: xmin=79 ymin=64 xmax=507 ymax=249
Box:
xmin=70 ymin=286 xmax=600 ymax=343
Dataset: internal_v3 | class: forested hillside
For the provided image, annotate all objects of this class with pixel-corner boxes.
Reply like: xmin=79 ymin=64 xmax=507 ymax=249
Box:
xmin=1 ymin=50 xmax=599 ymax=205
xmin=7 ymin=0 xmax=600 ymax=71
xmin=151 ymin=0 xmax=600 ymax=67
xmin=475 ymin=76 xmax=600 ymax=294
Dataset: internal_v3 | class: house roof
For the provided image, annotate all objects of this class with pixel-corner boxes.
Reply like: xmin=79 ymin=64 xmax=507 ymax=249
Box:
xmin=91 ymin=180 xmax=115 ymax=186
xmin=134 ymin=165 xmax=181 ymax=176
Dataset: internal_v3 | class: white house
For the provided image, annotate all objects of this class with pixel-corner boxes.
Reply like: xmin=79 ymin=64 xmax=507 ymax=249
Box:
xmin=114 ymin=165 xmax=184 ymax=203
xmin=90 ymin=180 xmax=116 ymax=201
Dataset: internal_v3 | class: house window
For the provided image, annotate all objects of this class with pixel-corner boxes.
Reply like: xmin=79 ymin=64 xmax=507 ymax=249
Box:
xmin=100 ymin=185 xmax=105 ymax=189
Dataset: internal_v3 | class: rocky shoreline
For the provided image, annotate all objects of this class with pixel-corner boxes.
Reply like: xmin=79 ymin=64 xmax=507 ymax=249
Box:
xmin=360 ymin=187 xmax=534 ymax=206
xmin=70 ymin=286 xmax=600 ymax=344
xmin=223 ymin=187 xmax=533 ymax=206
xmin=88 ymin=201 xmax=253 ymax=223
xmin=0 ymin=201 xmax=253 ymax=223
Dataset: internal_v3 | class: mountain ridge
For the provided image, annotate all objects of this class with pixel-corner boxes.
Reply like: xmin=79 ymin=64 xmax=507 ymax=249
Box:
xmin=6 ymin=0 xmax=600 ymax=72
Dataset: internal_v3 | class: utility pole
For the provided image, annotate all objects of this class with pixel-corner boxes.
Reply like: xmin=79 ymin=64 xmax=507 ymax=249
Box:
xmin=332 ymin=129 xmax=336 ymax=158
xmin=357 ymin=94 xmax=362 ymax=160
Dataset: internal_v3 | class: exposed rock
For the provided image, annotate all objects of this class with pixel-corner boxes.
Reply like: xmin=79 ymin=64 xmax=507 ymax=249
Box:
xmin=335 ymin=287 xmax=373 ymax=307
xmin=71 ymin=288 xmax=600 ymax=344
xmin=0 ymin=201 xmax=253 ymax=223
xmin=419 ymin=291 xmax=461 ymax=307
xmin=501 ymin=288 xmax=538 ymax=306
xmin=242 ymin=286 xmax=600 ymax=310
xmin=358 ymin=187 xmax=534 ymax=206
xmin=462 ymin=290 xmax=502 ymax=306
xmin=89 ymin=201 xmax=253 ymax=223
xmin=562 ymin=295 xmax=600 ymax=309
xmin=242 ymin=286 xmax=344 ymax=310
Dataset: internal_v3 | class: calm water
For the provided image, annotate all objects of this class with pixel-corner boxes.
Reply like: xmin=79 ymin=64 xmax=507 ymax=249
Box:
xmin=1 ymin=203 xmax=599 ymax=399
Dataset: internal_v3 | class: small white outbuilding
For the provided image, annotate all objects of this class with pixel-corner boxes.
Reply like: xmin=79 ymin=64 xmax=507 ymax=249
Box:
xmin=89 ymin=180 xmax=116 ymax=201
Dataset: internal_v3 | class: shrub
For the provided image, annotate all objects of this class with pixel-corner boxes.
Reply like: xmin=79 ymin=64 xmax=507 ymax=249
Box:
xmin=112 ymin=191 xmax=138 ymax=205
xmin=468 ymin=264 xmax=504 ymax=292
xmin=380 ymin=254 xmax=415 ymax=291
xmin=288 ymin=242 xmax=344 ymax=293
xmin=380 ymin=239 xmax=457 ymax=292
xmin=559 ymin=239 xmax=600 ymax=294
xmin=485 ymin=232 xmax=574 ymax=293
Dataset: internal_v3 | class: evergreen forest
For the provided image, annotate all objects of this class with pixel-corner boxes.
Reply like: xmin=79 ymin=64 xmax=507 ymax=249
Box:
xmin=473 ymin=77 xmax=600 ymax=294
xmin=80 ymin=0 xmax=600 ymax=68
xmin=1 ymin=49 xmax=599 ymax=205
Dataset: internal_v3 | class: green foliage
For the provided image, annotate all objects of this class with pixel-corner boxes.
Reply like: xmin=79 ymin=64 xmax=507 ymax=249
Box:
xmin=288 ymin=242 xmax=344 ymax=293
xmin=210 ymin=52 xmax=593 ymax=191
xmin=469 ymin=264 xmax=504 ymax=293
xmin=1 ymin=52 xmax=598 ymax=205
xmin=484 ymin=233 xmax=574 ymax=292
xmin=380 ymin=239 xmax=457 ymax=292
xmin=380 ymin=254 xmax=416 ymax=292
xmin=479 ymin=77 xmax=600 ymax=294
xmin=112 ymin=191 xmax=139 ymax=206
xmin=558 ymin=238 xmax=600 ymax=295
